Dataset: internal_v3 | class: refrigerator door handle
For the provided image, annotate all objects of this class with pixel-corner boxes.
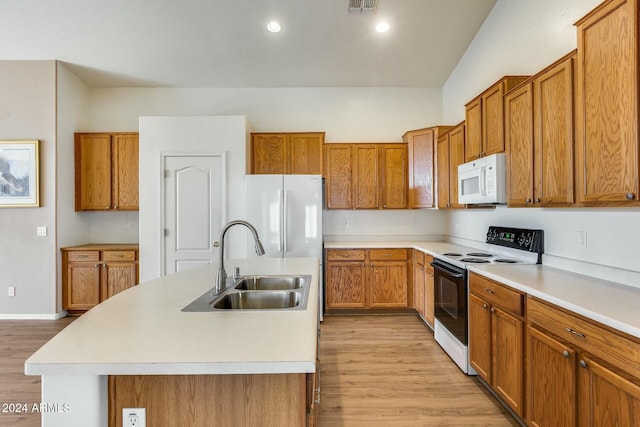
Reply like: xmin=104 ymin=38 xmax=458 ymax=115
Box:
xmin=278 ymin=189 xmax=284 ymax=253
xmin=283 ymin=189 xmax=288 ymax=254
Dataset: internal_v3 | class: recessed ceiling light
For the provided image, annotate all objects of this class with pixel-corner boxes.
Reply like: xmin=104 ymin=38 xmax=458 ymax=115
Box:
xmin=375 ymin=22 xmax=390 ymax=33
xmin=267 ymin=21 xmax=282 ymax=33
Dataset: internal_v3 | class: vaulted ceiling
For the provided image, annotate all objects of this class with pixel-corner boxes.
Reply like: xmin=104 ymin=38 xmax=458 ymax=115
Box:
xmin=0 ymin=0 xmax=496 ymax=87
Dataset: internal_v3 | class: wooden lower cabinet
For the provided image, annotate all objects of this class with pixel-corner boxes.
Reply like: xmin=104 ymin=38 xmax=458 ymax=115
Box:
xmin=62 ymin=245 xmax=138 ymax=313
xmin=325 ymin=248 xmax=408 ymax=310
xmin=412 ymin=250 xmax=434 ymax=327
xmin=527 ymin=296 xmax=640 ymax=427
xmin=468 ymin=273 xmax=525 ymax=418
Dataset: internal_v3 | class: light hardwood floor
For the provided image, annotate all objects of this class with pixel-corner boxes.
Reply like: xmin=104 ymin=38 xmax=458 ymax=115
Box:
xmin=1 ymin=315 xmax=518 ymax=426
xmin=318 ymin=315 xmax=520 ymax=427
xmin=0 ymin=317 xmax=75 ymax=427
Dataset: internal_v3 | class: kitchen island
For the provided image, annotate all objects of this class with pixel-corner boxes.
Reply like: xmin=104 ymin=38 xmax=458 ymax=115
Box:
xmin=25 ymin=257 xmax=320 ymax=427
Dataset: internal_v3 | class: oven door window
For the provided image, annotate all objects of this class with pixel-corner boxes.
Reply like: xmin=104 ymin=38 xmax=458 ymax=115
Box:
xmin=439 ymin=276 xmax=459 ymax=319
xmin=434 ymin=265 xmax=468 ymax=345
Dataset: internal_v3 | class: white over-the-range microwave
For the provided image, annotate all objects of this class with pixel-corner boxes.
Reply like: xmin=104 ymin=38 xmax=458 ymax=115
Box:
xmin=457 ymin=153 xmax=507 ymax=205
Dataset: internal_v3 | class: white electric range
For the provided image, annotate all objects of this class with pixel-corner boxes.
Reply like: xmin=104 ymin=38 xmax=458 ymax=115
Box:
xmin=431 ymin=226 xmax=544 ymax=374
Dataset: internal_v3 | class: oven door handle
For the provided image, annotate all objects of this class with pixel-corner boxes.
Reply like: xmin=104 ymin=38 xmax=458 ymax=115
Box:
xmin=431 ymin=261 xmax=465 ymax=278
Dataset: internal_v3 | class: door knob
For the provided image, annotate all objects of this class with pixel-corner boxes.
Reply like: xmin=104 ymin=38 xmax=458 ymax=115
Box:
xmin=213 ymin=241 xmax=219 ymax=248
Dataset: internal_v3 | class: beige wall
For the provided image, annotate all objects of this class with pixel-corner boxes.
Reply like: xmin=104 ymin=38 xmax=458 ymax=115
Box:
xmin=0 ymin=61 xmax=58 ymax=317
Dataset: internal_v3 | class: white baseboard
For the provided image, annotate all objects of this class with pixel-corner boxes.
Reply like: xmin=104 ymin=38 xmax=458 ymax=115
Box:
xmin=0 ymin=310 xmax=68 ymax=320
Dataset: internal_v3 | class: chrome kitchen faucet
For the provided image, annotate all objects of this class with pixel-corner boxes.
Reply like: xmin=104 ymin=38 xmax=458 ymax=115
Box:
xmin=215 ymin=220 xmax=266 ymax=295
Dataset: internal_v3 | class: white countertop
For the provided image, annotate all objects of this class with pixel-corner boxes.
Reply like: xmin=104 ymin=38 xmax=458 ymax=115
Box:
xmin=325 ymin=240 xmax=640 ymax=339
xmin=26 ymin=257 xmax=319 ymax=376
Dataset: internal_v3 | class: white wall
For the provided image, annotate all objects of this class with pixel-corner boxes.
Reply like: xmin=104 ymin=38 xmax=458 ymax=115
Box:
xmin=442 ymin=0 xmax=640 ymax=285
xmin=0 ymin=61 xmax=58 ymax=316
xmin=138 ymin=116 xmax=248 ymax=282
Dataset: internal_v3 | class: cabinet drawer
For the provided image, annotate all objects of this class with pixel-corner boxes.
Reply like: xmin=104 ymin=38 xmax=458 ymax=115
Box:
xmin=102 ymin=251 xmax=136 ymax=262
xmin=369 ymin=249 xmax=408 ymax=261
xmin=469 ymin=273 xmax=523 ymax=315
xmin=326 ymin=249 xmax=365 ymax=261
xmin=67 ymin=251 xmax=100 ymax=262
xmin=527 ymin=296 xmax=640 ymax=378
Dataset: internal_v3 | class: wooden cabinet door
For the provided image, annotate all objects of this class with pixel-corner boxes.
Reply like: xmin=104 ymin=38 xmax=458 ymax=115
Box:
xmin=578 ymin=355 xmax=640 ymax=427
xmin=482 ymin=83 xmax=506 ymax=156
xmin=75 ymin=133 xmax=112 ymax=211
xmin=436 ymin=133 xmax=450 ymax=208
xmin=505 ymin=82 xmax=534 ymax=207
xmin=103 ymin=262 xmax=137 ymax=300
xmin=534 ymin=54 xmax=575 ymax=206
xmin=576 ymin=0 xmax=639 ymax=206
xmin=324 ymin=144 xmax=353 ymax=209
xmin=448 ymin=124 xmax=465 ymax=208
xmin=251 ymin=134 xmax=287 ymax=174
xmin=65 ymin=262 xmax=101 ymax=310
xmin=406 ymin=129 xmax=436 ymax=208
xmin=353 ymin=145 xmax=379 ymax=209
xmin=380 ymin=144 xmax=407 ymax=209
xmin=112 ymin=134 xmax=139 ymax=210
xmin=491 ymin=307 xmax=524 ymax=418
xmin=424 ymin=260 xmax=434 ymax=327
xmin=325 ymin=261 xmax=366 ymax=308
xmin=465 ymin=98 xmax=482 ymax=161
xmin=289 ymin=133 xmax=323 ymax=174
xmin=469 ymin=293 xmax=492 ymax=382
xmin=413 ymin=260 xmax=425 ymax=317
xmin=526 ymin=325 xmax=577 ymax=427
xmin=368 ymin=261 xmax=407 ymax=308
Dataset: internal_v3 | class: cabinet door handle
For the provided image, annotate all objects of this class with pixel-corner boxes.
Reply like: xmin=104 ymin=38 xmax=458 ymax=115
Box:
xmin=93 ymin=264 xmax=100 ymax=268
xmin=565 ymin=327 xmax=586 ymax=339
xmin=579 ymin=359 xmax=587 ymax=369
xmin=562 ymin=350 xmax=570 ymax=358
xmin=525 ymin=198 xmax=531 ymax=204
xmin=482 ymin=303 xmax=488 ymax=310
xmin=490 ymin=308 xmax=495 ymax=313
xmin=626 ymin=192 xmax=635 ymax=200
xmin=534 ymin=198 xmax=541 ymax=203
xmin=362 ymin=263 xmax=365 ymax=267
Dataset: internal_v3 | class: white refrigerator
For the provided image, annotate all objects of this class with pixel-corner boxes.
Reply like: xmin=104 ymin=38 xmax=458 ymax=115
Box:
xmin=244 ymin=174 xmax=324 ymax=318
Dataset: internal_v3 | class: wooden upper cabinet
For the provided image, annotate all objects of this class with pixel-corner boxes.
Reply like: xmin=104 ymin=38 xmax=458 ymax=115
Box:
xmin=324 ymin=142 xmax=407 ymax=210
xmin=404 ymin=126 xmax=452 ymax=208
xmin=75 ymin=133 xmax=139 ymax=211
xmin=505 ymin=53 xmax=576 ymax=208
xmin=534 ymin=52 xmax=576 ymax=206
xmin=465 ymin=76 xmax=529 ymax=162
xmin=575 ymin=0 xmax=639 ymax=206
xmin=436 ymin=130 xmax=451 ymax=209
xmin=505 ymin=82 xmax=535 ymax=207
xmin=324 ymin=144 xmax=353 ymax=209
xmin=353 ymin=145 xmax=380 ymax=209
xmin=380 ymin=144 xmax=407 ymax=209
xmin=250 ymin=132 xmax=324 ymax=175
xmin=448 ymin=123 xmax=466 ymax=209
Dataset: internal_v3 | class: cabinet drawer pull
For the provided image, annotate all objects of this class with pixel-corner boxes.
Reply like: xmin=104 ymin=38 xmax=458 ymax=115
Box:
xmin=483 ymin=288 xmax=494 ymax=294
xmin=579 ymin=359 xmax=587 ymax=369
xmin=77 ymin=255 xmax=87 ymax=259
xmin=562 ymin=350 xmax=570 ymax=358
xmin=565 ymin=327 xmax=586 ymax=339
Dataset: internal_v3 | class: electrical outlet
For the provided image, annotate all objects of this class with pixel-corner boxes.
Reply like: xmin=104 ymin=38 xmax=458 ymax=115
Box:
xmin=8 ymin=287 xmax=15 ymax=297
xmin=578 ymin=231 xmax=588 ymax=248
xmin=123 ymin=408 xmax=146 ymax=427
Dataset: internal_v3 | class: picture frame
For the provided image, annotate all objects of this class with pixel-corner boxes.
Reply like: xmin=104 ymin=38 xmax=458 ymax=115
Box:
xmin=0 ymin=140 xmax=40 ymax=207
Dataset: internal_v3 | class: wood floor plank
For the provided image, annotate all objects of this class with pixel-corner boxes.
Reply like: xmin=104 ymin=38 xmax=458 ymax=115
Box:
xmin=0 ymin=317 xmax=75 ymax=427
xmin=318 ymin=314 xmax=519 ymax=427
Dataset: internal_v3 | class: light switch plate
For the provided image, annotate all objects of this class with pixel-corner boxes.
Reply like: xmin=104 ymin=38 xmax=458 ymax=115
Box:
xmin=36 ymin=226 xmax=47 ymax=236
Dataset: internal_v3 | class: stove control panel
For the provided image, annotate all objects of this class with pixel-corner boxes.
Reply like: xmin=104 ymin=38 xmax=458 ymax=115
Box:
xmin=486 ymin=226 xmax=544 ymax=254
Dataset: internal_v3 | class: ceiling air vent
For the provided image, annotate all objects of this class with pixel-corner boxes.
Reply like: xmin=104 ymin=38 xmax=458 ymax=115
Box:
xmin=347 ymin=0 xmax=378 ymax=15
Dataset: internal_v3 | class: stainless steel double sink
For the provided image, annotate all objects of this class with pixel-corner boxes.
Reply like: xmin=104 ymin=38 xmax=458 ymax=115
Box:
xmin=181 ymin=275 xmax=311 ymax=312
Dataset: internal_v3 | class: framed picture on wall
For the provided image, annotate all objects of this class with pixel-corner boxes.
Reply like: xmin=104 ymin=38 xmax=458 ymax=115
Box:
xmin=0 ymin=140 xmax=40 ymax=207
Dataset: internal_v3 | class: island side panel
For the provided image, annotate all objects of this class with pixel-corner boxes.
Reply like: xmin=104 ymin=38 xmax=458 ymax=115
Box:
xmin=42 ymin=375 xmax=108 ymax=427
xmin=108 ymin=374 xmax=306 ymax=427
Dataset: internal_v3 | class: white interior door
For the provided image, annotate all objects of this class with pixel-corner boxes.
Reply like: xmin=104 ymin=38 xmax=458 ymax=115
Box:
xmin=163 ymin=155 xmax=224 ymax=275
